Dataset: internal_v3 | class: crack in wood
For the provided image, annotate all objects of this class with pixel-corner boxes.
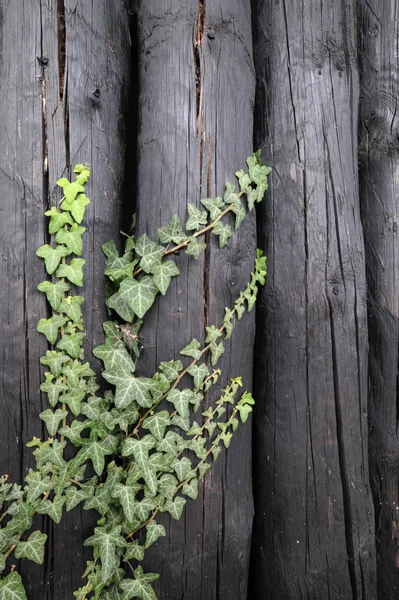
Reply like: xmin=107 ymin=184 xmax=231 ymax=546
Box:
xmin=57 ymin=0 xmax=66 ymax=102
xmin=194 ymin=0 xmax=205 ymax=132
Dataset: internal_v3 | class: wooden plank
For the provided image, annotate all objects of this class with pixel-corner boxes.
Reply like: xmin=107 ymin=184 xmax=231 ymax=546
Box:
xmin=0 ymin=1 xmax=131 ymax=596
xmin=358 ymin=1 xmax=399 ymax=597
xmin=250 ymin=1 xmax=377 ymax=597
xmin=135 ymin=1 xmax=255 ymax=597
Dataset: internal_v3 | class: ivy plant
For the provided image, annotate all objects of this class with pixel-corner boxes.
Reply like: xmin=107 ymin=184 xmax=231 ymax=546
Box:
xmin=0 ymin=153 xmax=270 ymax=599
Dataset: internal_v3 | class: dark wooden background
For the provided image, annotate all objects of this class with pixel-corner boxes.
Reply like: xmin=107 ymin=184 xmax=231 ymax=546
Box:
xmin=0 ymin=0 xmax=398 ymax=598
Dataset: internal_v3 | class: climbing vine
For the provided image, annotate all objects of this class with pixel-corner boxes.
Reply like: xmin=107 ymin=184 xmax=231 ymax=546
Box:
xmin=0 ymin=153 xmax=270 ymax=599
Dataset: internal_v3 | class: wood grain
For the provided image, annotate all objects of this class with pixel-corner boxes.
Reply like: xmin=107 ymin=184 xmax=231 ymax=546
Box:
xmin=250 ymin=0 xmax=377 ymax=597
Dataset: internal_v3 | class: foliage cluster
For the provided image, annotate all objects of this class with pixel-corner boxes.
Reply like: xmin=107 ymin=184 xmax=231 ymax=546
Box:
xmin=0 ymin=153 xmax=270 ymax=599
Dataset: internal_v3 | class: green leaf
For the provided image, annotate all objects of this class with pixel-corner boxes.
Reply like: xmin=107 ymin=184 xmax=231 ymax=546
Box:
xmin=152 ymin=260 xmax=180 ymax=295
xmin=55 ymin=258 xmax=86 ymax=287
xmin=171 ymin=457 xmax=193 ymax=482
xmin=40 ymin=351 xmax=70 ymax=377
xmin=135 ymin=498 xmax=157 ymax=523
xmin=39 ymin=408 xmax=68 ymax=436
xmin=209 ymin=341 xmax=225 ymax=366
xmin=65 ymin=486 xmax=91 ymax=511
xmin=55 ymin=223 xmax=86 ymax=255
xmin=166 ymin=389 xmax=195 ymax=419
xmin=135 ymin=234 xmax=165 ymax=274
xmin=24 ymin=470 xmax=53 ymax=503
xmin=186 ymin=203 xmax=208 ymax=231
xmin=163 ymin=496 xmax=186 ymax=520
xmin=212 ymin=221 xmax=232 ymax=248
xmin=108 ymin=276 xmax=158 ymax=321
xmin=198 ymin=462 xmax=211 ymax=479
xmin=37 ymin=315 xmax=67 ymax=344
xmin=231 ymin=199 xmax=246 ymax=229
xmin=40 ymin=372 xmax=68 ymax=406
xmin=84 ymin=526 xmax=126 ymax=582
xmin=44 ymin=206 xmax=73 ymax=234
xmin=59 ymin=390 xmax=85 ymax=416
xmin=223 ymin=181 xmax=240 ymax=204
xmin=235 ymin=169 xmax=252 ymax=192
xmin=205 ymin=325 xmax=222 ymax=343
xmin=145 ymin=521 xmax=166 ymax=549
xmin=121 ymin=435 xmax=157 ymax=463
xmin=157 ymin=216 xmax=188 ymax=245
xmin=58 ymin=419 xmax=88 ymax=446
xmin=182 ymin=478 xmax=199 ymax=500
xmin=119 ymin=574 xmax=158 ymax=600
xmin=78 ymin=440 xmax=115 ymax=476
xmin=93 ymin=342 xmax=135 ymax=377
xmin=37 ymin=280 xmax=70 ymax=310
xmin=142 ymin=411 xmax=171 ymax=441
xmin=63 ymin=193 xmax=91 ymax=224
xmin=14 ymin=531 xmax=47 ymax=565
xmin=158 ymin=474 xmax=178 ymax=500
xmin=35 ymin=494 xmax=65 ymax=523
xmin=58 ymin=295 xmax=85 ymax=323
xmin=112 ymin=484 xmax=138 ymax=523
xmin=56 ymin=332 xmax=84 ymax=359
xmin=200 ymin=196 xmax=225 ymax=220
xmin=159 ymin=359 xmax=183 ymax=382
xmin=185 ymin=237 xmax=207 ymax=259
xmin=156 ymin=432 xmax=184 ymax=456
xmin=220 ymin=431 xmax=233 ymax=448
xmin=187 ymin=363 xmax=209 ymax=390
xmin=57 ymin=178 xmax=85 ymax=203
xmin=36 ymin=244 xmax=71 ymax=275
xmin=102 ymin=372 xmax=155 ymax=409
xmin=0 ymin=572 xmax=27 ymax=600
xmin=33 ymin=440 xmax=66 ymax=469
xmin=123 ymin=541 xmax=145 ymax=562
xmin=180 ymin=338 xmax=202 ymax=360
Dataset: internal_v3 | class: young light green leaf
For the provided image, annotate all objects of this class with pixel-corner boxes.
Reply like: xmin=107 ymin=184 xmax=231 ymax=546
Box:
xmin=37 ymin=280 xmax=70 ymax=310
xmin=180 ymin=338 xmax=202 ymax=360
xmin=152 ymin=260 xmax=180 ymax=295
xmin=55 ymin=223 xmax=86 ymax=255
xmin=44 ymin=206 xmax=73 ymax=234
xmin=200 ymin=196 xmax=225 ymax=220
xmin=186 ymin=203 xmax=208 ymax=231
xmin=36 ymin=244 xmax=71 ymax=274
xmin=37 ymin=315 xmax=67 ymax=345
xmin=157 ymin=215 xmax=188 ymax=245
xmin=14 ymin=531 xmax=47 ymax=565
xmin=55 ymin=258 xmax=86 ymax=287
xmin=39 ymin=408 xmax=68 ymax=437
xmin=145 ymin=521 xmax=166 ymax=549
xmin=57 ymin=178 xmax=85 ymax=203
xmin=185 ymin=237 xmax=207 ymax=259
xmin=63 ymin=193 xmax=90 ymax=224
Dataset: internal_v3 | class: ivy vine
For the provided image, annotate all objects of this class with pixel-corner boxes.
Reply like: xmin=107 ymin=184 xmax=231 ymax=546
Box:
xmin=0 ymin=153 xmax=270 ymax=599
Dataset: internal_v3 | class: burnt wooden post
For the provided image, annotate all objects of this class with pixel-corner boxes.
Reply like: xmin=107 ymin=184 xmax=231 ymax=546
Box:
xmin=134 ymin=1 xmax=255 ymax=597
xmin=0 ymin=1 xmax=130 ymax=596
xmin=250 ymin=0 xmax=377 ymax=597
xmin=358 ymin=2 xmax=399 ymax=597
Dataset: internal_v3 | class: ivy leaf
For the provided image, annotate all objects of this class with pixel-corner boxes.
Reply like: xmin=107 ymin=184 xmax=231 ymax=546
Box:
xmin=64 ymin=486 xmax=91 ymax=511
xmin=37 ymin=280 xmax=70 ymax=310
xmin=235 ymin=169 xmax=252 ymax=192
xmin=186 ymin=203 xmax=208 ymax=231
xmin=180 ymin=338 xmax=202 ymax=360
xmin=230 ymin=199 xmax=246 ymax=229
xmin=135 ymin=234 xmax=165 ymax=274
xmin=205 ymin=325 xmax=222 ymax=343
xmin=56 ymin=332 xmax=84 ymax=359
xmin=102 ymin=371 xmax=155 ymax=409
xmin=119 ymin=573 xmax=158 ymax=600
xmin=0 ymin=572 xmax=28 ymax=600
xmin=44 ymin=206 xmax=73 ymax=234
xmin=135 ymin=498 xmax=157 ymax=523
xmin=158 ymin=474 xmax=178 ymax=500
xmin=33 ymin=440 xmax=66 ymax=469
xmin=59 ymin=390 xmax=85 ymax=416
xmin=166 ymin=389 xmax=195 ymax=420
xmin=212 ymin=221 xmax=232 ymax=248
xmin=39 ymin=408 xmax=68 ymax=437
xmin=142 ymin=411 xmax=171 ymax=441
xmin=24 ymin=470 xmax=53 ymax=503
xmin=185 ymin=237 xmax=207 ymax=259
xmin=14 ymin=531 xmax=47 ymax=565
xmin=63 ymin=193 xmax=91 ymax=224
xmin=55 ymin=258 xmax=86 ymax=287
xmin=40 ymin=351 xmax=70 ymax=377
xmin=209 ymin=341 xmax=225 ymax=366
xmin=93 ymin=342 xmax=135 ymax=376
xmin=163 ymin=496 xmax=186 ymax=520
xmin=55 ymin=223 xmax=86 ymax=256
xmin=37 ymin=315 xmax=67 ymax=345
xmin=84 ymin=526 xmax=126 ymax=582
xmin=103 ymin=241 xmax=138 ymax=282
xmin=58 ymin=295 xmax=85 ymax=323
xmin=200 ymin=196 xmax=225 ymax=220
xmin=198 ymin=462 xmax=211 ymax=479
xmin=170 ymin=414 xmax=190 ymax=432
xmin=247 ymin=152 xmax=271 ymax=187
xmin=187 ymin=363 xmax=209 ymax=390
xmin=223 ymin=181 xmax=240 ymax=205
xmin=159 ymin=360 xmax=183 ymax=382
xmin=145 ymin=521 xmax=166 ymax=549
xmin=157 ymin=216 xmax=188 ymax=245
xmin=182 ymin=478 xmax=199 ymax=500
xmin=36 ymin=244 xmax=71 ymax=275
xmin=35 ymin=494 xmax=65 ymax=524
xmin=123 ymin=541 xmax=145 ymax=562
xmin=57 ymin=178 xmax=85 ymax=203
xmin=111 ymin=484 xmax=138 ymax=523
xmin=121 ymin=435 xmax=157 ymax=463
xmin=40 ymin=372 xmax=68 ymax=406
xmin=152 ymin=261 xmax=180 ymax=295
xmin=171 ymin=457 xmax=193 ymax=482
xmin=58 ymin=419 xmax=88 ymax=446
xmin=156 ymin=432 xmax=184 ymax=456
xmin=108 ymin=277 xmax=158 ymax=321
